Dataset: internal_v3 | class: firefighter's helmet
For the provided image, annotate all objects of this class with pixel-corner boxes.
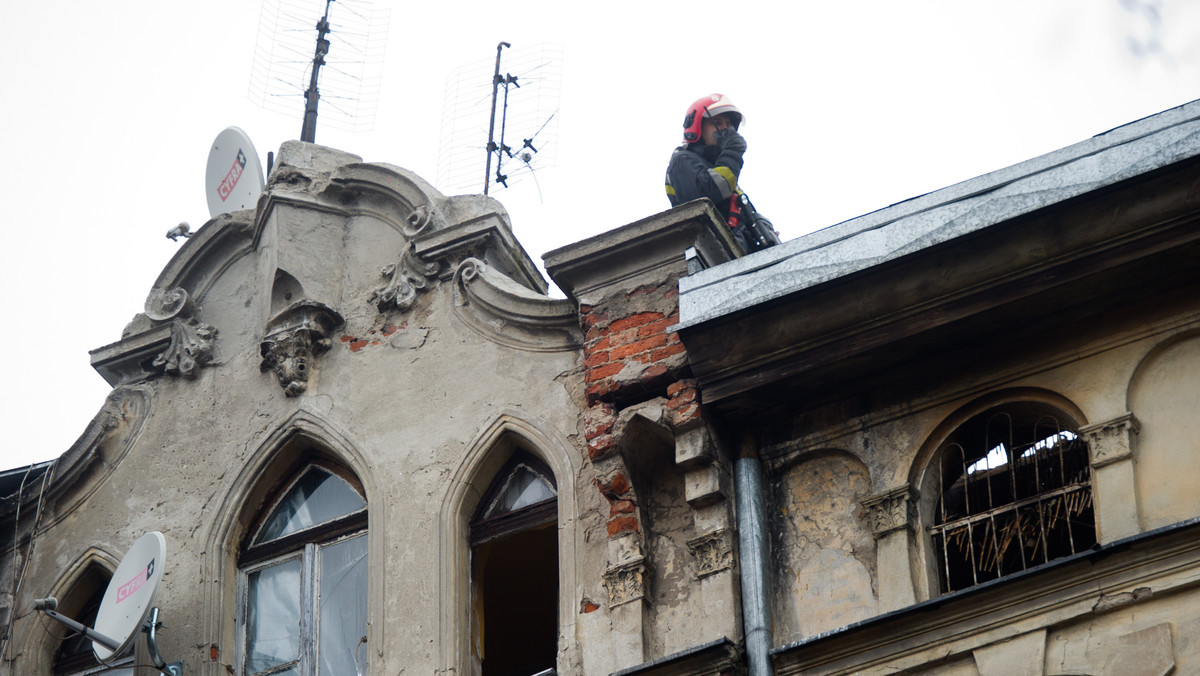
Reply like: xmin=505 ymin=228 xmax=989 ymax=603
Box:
xmin=682 ymin=93 xmax=743 ymax=143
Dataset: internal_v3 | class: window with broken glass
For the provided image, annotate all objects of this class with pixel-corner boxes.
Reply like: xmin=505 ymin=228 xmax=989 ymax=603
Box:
xmin=470 ymin=452 xmax=558 ymax=676
xmin=930 ymin=404 xmax=1096 ymax=593
xmin=237 ymin=464 xmax=368 ymax=676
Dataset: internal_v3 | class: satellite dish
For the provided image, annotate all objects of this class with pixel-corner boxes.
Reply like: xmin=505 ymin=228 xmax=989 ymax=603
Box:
xmin=206 ymin=127 xmax=266 ymax=219
xmin=92 ymin=531 xmax=167 ymax=662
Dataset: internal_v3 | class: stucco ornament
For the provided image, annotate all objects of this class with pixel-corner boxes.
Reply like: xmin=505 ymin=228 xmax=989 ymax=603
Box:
xmin=1080 ymin=413 xmax=1140 ymax=468
xmin=152 ymin=318 xmax=218 ymax=379
xmin=861 ymin=486 xmax=918 ymax=539
xmin=370 ymin=242 xmax=441 ymax=313
xmin=687 ymin=529 xmax=734 ymax=579
xmin=260 ymin=300 xmax=345 ymax=397
xmin=145 ymin=287 xmax=218 ymax=379
xmin=602 ymin=558 xmax=651 ymax=607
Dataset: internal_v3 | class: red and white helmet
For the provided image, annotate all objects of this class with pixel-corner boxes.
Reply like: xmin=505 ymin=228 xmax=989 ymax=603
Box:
xmin=682 ymin=93 xmax=743 ymax=142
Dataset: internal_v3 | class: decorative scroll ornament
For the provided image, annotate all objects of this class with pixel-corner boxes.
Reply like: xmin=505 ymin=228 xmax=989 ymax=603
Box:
xmin=687 ymin=530 xmax=734 ymax=579
xmin=151 ymin=318 xmax=217 ymax=379
xmin=861 ymin=486 xmax=918 ymax=539
xmin=370 ymin=242 xmax=441 ymax=313
xmin=452 ymin=258 xmax=583 ymax=352
xmin=260 ymin=300 xmax=344 ymax=397
xmin=402 ymin=203 xmax=435 ymax=238
xmin=602 ymin=557 xmax=651 ymax=608
xmin=143 ymin=287 xmax=219 ymax=379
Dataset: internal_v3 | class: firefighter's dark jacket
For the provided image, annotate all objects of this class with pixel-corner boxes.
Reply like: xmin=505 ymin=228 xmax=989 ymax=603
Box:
xmin=664 ymin=134 xmax=745 ymax=218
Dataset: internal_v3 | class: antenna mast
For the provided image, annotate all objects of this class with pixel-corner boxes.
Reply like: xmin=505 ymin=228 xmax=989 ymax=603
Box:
xmin=484 ymin=42 xmax=512 ymax=195
xmin=301 ymin=0 xmax=335 ymax=143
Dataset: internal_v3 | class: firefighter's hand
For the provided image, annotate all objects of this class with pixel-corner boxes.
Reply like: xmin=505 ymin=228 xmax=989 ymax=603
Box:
xmin=714 ymin=127 xmax=746 ymax=155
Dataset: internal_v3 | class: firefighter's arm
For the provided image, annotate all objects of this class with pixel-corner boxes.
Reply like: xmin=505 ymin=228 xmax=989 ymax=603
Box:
xmin=710 ymin=128 xmax=747 ymax=196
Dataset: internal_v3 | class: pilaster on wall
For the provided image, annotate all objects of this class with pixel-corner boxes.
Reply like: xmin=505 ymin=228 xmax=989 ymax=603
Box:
xmin=1080 ymin=413 xmax=1142 ymax=542
xmin=861 ymin=486 xmax=918 ymax=611
xmin=546 ymin=203 xmax=741 ymax=669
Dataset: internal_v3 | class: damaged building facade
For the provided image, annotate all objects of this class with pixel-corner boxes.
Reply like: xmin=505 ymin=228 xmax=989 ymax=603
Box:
xmin=4 ymin=99 xmax=1200 ymax=676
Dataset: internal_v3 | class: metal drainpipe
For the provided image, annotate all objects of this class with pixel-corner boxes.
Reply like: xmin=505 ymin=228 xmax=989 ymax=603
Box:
xmin=736 ymin=439 xmax=773 ymax=676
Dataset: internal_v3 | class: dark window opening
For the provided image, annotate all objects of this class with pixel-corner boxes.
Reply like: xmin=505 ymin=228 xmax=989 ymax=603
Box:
xmin=931 ymin=405 xmax=1096 ymax=593
xmin=52 ymin=569 xmax=134 ymax=676
xmin=470 ymin=452 xmax=558 ymax=676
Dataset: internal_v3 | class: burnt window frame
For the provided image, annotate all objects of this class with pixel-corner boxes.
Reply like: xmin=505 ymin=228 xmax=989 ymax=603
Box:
xmin=468 ymin=450 xmax=559 ymax=676
xmin=928 ymin=403 xmax=1096 ymax=594
xmin=235 ymin=461 xmax=369 ymax=676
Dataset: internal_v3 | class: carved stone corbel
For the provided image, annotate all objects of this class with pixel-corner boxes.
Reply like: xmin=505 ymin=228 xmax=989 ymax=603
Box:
xmin=861 ymin=486 xmax=918 ymax=539
xmin=260 ymin=300 xmax=344 ymax=396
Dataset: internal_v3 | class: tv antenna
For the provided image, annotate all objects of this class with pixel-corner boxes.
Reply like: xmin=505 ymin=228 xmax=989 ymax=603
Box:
xmin=438 ymin=42 xmax=562 ymax=196
xmin=250 ymin=0 xmax=390 ymax=142
xmin=34 ymin=532 xmax=182 ymax=675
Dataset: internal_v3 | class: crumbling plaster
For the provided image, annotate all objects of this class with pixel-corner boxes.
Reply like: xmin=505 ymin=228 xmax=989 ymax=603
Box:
xmin=8 ymin=143 xmax=603 ymax=676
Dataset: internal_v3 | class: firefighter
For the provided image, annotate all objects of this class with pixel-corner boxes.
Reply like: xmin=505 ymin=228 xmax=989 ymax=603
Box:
xmin=665 ymin=93 xmax=759 ymax=251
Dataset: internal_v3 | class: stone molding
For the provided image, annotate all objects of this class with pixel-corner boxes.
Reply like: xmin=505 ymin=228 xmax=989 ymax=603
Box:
xmin=452 ymin=258 xmax=583 ymax=352
xmin=260 ymin=300 xmax=344 ymax=397
xmin=861 ymin=486 xmax=918 ymax=538
xmin=686 ymin=529 xmax=733 ymax=579
xmin=603 ymin=557 xmax=651 ymax=608
xmin=1080 ymin=412 xmax=1140 ymax=468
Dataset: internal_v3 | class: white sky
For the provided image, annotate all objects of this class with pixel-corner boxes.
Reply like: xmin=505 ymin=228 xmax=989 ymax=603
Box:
xmin=3 ymin=0 xmax=1198 ymax=470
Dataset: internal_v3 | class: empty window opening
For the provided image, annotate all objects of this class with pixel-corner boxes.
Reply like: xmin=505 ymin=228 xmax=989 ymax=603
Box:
xmin=470 ymin=453 xmax=558 ymax=676
xmin=931 ymin=406 xmax=1095 ymax=593
xmin=52 ymin=568 xmax=134 ymax=676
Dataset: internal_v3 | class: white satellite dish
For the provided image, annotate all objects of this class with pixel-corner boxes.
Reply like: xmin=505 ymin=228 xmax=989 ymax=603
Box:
xmin=92 ymin=531 xmax=167 ymax=662
xmin=206 ymin=126 xmax=266 ymax=218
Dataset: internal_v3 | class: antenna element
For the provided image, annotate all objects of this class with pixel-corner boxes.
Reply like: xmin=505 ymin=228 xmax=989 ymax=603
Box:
xmin=301 ymin=0 xmax=335 ymax=143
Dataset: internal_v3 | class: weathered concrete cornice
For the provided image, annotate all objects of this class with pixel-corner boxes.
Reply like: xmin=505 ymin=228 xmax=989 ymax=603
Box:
xmin=544 ymin=200 xmax=738 ymax=305
xmin=257 ymin=143 xmax=547 ymax=296
xmin=91 ymin=288 xmax=218 ymax=386
xmin=451 ymin=258 xmax=582 ymax=352
xmin=612 ymin=638 xmax=742 ymax=676
xmin=679 ymin=100 xmax=1200 ymax=331
xmin=416 ymin=211 xmax=546 ymax=294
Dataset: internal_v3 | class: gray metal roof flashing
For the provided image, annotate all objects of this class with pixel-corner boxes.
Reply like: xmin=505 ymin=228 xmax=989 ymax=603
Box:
xmin=677 ymin=98 xmax=1200 ymax=331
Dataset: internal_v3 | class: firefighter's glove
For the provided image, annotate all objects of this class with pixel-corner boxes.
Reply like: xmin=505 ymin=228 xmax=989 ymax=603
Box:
xmin=714 ymin=127 xmax=747 ymax=155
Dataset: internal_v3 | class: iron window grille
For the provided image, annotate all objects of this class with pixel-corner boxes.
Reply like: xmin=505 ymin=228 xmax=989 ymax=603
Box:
xmin=931 ymin=409 xmax=1096 ymax=593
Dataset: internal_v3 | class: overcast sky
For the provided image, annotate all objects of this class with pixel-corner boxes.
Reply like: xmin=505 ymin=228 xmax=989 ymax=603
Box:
xmin=3 ymin=1 xmax=1198 ymax=470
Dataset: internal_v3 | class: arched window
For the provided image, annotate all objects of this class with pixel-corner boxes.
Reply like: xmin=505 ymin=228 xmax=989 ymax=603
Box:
xmin=469 ymin=452 xmax=558 ymax=676
xmin=930 ymin=403 xmax=1096 ymax=593
xmin=52 ymin=567 xmax=134 ymax=676
xmin=237 ymin=463 xmax=368 ymax=676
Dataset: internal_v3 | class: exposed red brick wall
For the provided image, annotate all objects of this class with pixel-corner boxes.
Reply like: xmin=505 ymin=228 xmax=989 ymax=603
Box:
xmin=581 ymin=285 xmax=688 ymax=407
xmin=577 ymin=280 xmax=703 ymax=541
